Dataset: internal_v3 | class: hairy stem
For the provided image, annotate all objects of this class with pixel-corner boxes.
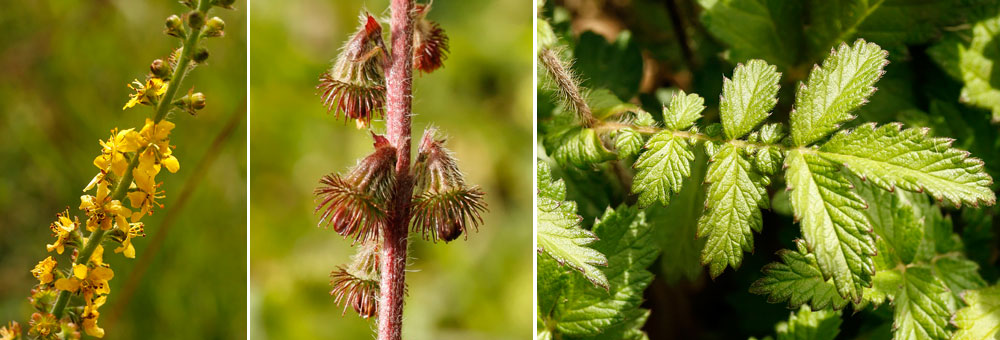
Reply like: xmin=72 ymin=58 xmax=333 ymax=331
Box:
xmin=539 ymin=47 xmax=597 ymax=127
xmin=379 ymin=0 xmax=416 ymax=339
xmin=49 ymin=0 xmax=211 ymax=319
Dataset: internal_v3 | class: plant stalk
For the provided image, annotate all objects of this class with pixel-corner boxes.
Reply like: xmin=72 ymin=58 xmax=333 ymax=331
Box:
xmin=379 ymin=0 xmax=416 ymax=339
xmin=49 ymin=0 xmax=211 ymax=318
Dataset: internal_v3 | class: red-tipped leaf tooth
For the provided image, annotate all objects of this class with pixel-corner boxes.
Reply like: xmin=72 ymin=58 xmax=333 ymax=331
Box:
xmin=320 ymin=12 xmax=387 ymax=126
xmin=412 ymin=3 xmax=449 ymax=74
xmin=330 ymin=267 xmax=379 ymax=318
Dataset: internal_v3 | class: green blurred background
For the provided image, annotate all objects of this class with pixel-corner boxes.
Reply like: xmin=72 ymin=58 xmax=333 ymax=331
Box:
xmin=248 ymin=0 xmax=532 ymax=339
xmin=0 ymin=1 xmax=247 ymax=339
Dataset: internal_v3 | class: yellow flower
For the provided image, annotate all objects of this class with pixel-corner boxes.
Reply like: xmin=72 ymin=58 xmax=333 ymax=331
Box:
xmin=114 ymin=223 xmax=145 ymax=259
xmin=0 ymin=321 xmax=20 ymax=340
xmin=80 ymin=179 xmax=132 ymax=232
xmin=45 ymin=214 xmax=77 ymax=254
xmin=82 ymin=294 xmax=107 ymax=338
xmin=92 ymin=128 xmax=134 ymax=177
xmin=54 ymin=277 xmax=80 ymax=292
xmin=30 ymin=257 xmax=57 ymax=285
xmin=122 ymin=77 xmax=168 ymax=110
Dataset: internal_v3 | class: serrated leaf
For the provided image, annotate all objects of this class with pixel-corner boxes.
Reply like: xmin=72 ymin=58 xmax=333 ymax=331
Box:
xmin=537 ymin=162 xmax=609 ymax=288
xmin=806 ymin=0 xmax=971 ymax=60
xmin=774 ymin=306 xmax=842 ymax=340
xmin=791 ymin=40 xmax=888 ymax=146
xmin=893 ymin=265 xmax=953 ymax=340
xmin=852 ymin=176 xmax=926 ymax=264
xmin=553 ymin=205 xmax=658 ymax=336
xmin=698 ymin=143 xmax=769 ymax=277
xmin=576 ymin=309 xmax=650 ymax=340
xmin=615 ymin=128 xmax=643 ymax=159
xmin=952 ymin=284 xmax=1000 ymax=340
xmin=651 ymin=148 xmax=708 ymax=284
xmin=785 ymin=149 xmax=875 ymax=302
xmin=750 ymin=241 xmax=850 ymax=310
xmin=663 ymin=90 xmax=706 ymax=131
xmin=631 ymin=131 xmax=695 ymax=208
xmin=933 ymin=256 xmax=987 ymax=300
xmin=696 ymin=0 xmax=803 ymax=68
xmin=819 ymin=123 xmax=996 ymax=207
xmin=720 ymin=59 xmax=781 ymax=139
xmin=931 ymin=10 xmax=1000 ymax=121
xmin=544 ymin=126 xmax=616 ymax=168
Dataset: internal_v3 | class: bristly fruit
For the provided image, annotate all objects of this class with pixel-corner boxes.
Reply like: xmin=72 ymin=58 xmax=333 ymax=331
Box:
xmin=314 ymin=133 xmax=396 ymax=244
xmin=330 ymin=267 xmax=379 ymax=318
xmin=410 ymin=127 xmax=487 ymax=242
xmin=413 ymin=3 xmax=449 ymax=74
xmin=319 ymin=13 xmax=387 ymax=127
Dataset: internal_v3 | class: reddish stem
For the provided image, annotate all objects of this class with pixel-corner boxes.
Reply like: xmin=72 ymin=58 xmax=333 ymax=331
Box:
xmin=379 ymin=0 xmax=415 ymax=339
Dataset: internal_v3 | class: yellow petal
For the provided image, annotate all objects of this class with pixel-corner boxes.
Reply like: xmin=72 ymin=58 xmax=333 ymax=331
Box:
xmin=80 ymin=195 xmax=97 ymax=210
xmin=73 ymin=264 xmax=88 ymax=279
xmin=90 ymin=266 xmax=114 ymax=281
xmin=163 ymin=155 xmax=180 ymax=173
xmin=127 ymin=191 xmax=147 ymax=209
xmin=83 ymin=317 xmax=105 ymax=338
xmin=55 ymin=278 xmax=80 ymax=292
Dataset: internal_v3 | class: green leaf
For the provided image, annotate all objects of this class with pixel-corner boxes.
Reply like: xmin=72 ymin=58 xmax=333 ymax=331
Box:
xmin=720 ymin=59 xmax=781 ymax=139
xmin=698 ymin=143 xmax=769 ymax=277
xmin=696 ymin=0 xmax=803 ymax=68
xmin=892 ymin=265 xmax=953 ymax=340
xmin=615 ymin=128 xmax=643 ymax=159
xmin=552 ymin=205 xmax=658 ymax=337
xmin=574 ymin=30 xmax=643 ymax=101
xmin=930 ymin=10 xmax=1000 ymax=121
xmin=774 ymin=306 xmax=842 ymax=340
xmin=818 ymin=123 xmax=996 ymax=207
xmin=537 ymin=162 xmax=609 ymax=288
xmin=952 ymin=284 xmax=1000 ymax=340
xmin=791 ymin=40 xmax=888 ymax=146
xmin=784 ymin=149 xmax=875 ymax=302
xmin=806 ymin=0 xmax=970 ymax=60
xmin=576 ymin=309 xmax=650 ymax=340
xmin=750 ymin=240 xmax=849 ymax=310
xmin=852 ymin=176 xmax=926 ymax=264
xmin=933 ymin=256 xmax=987 ymax=301
xmin=663 ymin=90 xmax=706 ymax=131
xmin=544 ymin=126 xmax=616 ymax=168
xmin=631 ymin=131 xmax=695 ymax=208
xmin=651 ymin=148 xmax=708 ymax=284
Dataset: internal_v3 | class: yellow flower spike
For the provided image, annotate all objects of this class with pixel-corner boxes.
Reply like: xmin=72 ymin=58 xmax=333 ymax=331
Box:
xmin=54 ymin=278 xmax=80 ymax=292
xmin=163 ymin=155 xmax=180 ymax=173
xmin=30 ymin=257 xmax=57 ymax=285
xmin=73 ymin=264 xmax=88 ymax=279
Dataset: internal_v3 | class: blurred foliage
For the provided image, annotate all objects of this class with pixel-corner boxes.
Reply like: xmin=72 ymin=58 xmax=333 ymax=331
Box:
xmin=0 ymin=1 xmax=246 ymax=339
xmin=248 ymin=0 xmax=532 ymax=339
xmin=540 ymin=0 xmax=1000 ymax=339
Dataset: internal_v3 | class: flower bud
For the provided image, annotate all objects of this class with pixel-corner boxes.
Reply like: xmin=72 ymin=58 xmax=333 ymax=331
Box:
xmin=174 ymin=90 xmax=206 ymax=115
xmin=314 ymin=134 xmax=396 ymax=244
xmin=204 ymin=17 xmax=225 ymax=37
xmin=330 ymin=267 xmax=378 ymax=318
xmin=319 ymin=13 xmax=387 ymax=126
xmin=150 ymin=59 xmax=170 ymax=78
xmin=165 ymin=15 xmax=185 ymax=38
xmin=186 ymin=10 xmax=205 ymax=29
xmin=413 ymin=4 xmax=449 ymax=74
xmin=410 ymin=127 xmax=487 ymax=242
xmin=192 ymin=47 xmax=209 ymax=63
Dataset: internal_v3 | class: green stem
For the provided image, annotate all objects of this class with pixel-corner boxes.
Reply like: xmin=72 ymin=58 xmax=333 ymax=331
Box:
xmin=49 ymin=0 xmax=211 ymax=319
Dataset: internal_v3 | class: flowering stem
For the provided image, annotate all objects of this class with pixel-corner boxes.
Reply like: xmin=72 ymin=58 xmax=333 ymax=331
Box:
xmin=49 ymin=0 xmax=211 ymax=319
xmin=379 ymin=0 xmax=416 ymax=339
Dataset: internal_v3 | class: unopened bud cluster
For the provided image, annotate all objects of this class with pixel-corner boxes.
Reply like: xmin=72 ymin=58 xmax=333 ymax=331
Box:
xmin=318 ymin=4 xmax=450 ymax=128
